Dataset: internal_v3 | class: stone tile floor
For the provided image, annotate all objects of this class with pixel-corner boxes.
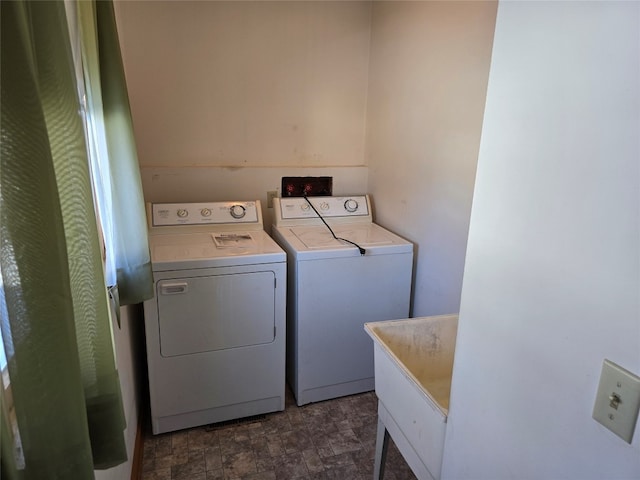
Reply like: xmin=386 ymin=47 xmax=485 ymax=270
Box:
xmin=141 ymin=388 xmax=417 ymax=479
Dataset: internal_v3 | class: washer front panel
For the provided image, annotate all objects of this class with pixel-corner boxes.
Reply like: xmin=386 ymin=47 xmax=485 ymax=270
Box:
xmin=270 ymin=195 xmax=414 ymax=406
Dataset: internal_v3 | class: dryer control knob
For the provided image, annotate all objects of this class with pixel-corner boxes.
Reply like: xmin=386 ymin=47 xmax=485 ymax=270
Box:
xmin=201 ymin=208 xmax=212 ymax=217
xmin=229 ymin=204 xmax=246 ymax=219
xmin=344 ymin=199 xmax=359 ymax=213
xmin=301 ymin=203 xmax=311 ymax=211
xmin=177 ymin=208 xmax=189 ymax=218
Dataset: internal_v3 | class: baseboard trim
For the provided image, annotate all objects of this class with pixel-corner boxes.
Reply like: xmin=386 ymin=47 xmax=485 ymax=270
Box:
xmin=130 ymin=412 xmax=144 ymax=480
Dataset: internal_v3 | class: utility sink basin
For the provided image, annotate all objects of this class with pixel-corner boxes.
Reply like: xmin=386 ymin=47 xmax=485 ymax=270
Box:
xmin=365 ymin=314 xmax=458 ymax=480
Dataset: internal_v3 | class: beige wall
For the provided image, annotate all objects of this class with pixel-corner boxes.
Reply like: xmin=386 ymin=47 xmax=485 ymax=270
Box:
xmin=366 ymin=1 xmax=497 ymax=315
xmin=114 ymin=1 xmax=372 ymax=168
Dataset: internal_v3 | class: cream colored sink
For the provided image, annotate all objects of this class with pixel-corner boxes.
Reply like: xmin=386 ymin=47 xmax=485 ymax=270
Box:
xmin=365 ymin=314 xmax=458 ymax=480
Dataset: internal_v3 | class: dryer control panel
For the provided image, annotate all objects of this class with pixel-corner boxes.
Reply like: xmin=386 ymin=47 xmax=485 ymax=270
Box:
xmin=150 ymin=201 xmax=260 ymax=227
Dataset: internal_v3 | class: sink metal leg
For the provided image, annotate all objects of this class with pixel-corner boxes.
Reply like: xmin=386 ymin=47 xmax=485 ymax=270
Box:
xmin=374 ymin=417 xmax=390 ymax=479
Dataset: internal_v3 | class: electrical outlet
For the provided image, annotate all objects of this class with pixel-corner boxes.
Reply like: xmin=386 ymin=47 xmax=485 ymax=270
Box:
xmin=267 ymin=191 xmax=278 ymax=208
xmin=592 ymin=359 xmax=640 ymax=443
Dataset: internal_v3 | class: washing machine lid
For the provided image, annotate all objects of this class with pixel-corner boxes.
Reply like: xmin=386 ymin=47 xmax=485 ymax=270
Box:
xmin=149 ymin=230 xmax=285 ymax=271
xmin=275 ymin=223 xmax=412 ymax=260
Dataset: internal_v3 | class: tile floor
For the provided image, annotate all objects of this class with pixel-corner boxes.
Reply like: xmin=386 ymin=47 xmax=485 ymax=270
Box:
xmin=141 ymin=388 xmax=417 ymax=480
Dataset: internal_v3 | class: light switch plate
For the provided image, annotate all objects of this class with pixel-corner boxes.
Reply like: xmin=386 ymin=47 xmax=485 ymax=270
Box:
xmin=592 ymin=359 xmax=640 ymax=443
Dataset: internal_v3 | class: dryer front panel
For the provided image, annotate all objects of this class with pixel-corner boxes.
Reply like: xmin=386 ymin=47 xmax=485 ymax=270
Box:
xmin=156 ymin=271 xmax=276 ymax=357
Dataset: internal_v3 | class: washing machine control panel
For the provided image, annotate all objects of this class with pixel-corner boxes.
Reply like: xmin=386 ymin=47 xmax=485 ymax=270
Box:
xmin=277 ymin=196 xmax=370 ymax=220
xmin=151 ymin=201 xmax=259 ymax=226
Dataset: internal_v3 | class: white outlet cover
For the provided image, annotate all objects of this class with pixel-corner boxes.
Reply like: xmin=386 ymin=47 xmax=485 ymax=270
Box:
xmin=592 ymin=359 xmax=640 ymax=443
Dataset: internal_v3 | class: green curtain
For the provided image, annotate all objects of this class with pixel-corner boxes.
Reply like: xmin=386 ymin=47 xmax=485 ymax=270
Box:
xmin=97 ymin=0 xmax=153 ymax=305
xmin=80 ymin=0 xmax=154 ymax=307
xmin=1 ymin=0 xmax=131 ymax=477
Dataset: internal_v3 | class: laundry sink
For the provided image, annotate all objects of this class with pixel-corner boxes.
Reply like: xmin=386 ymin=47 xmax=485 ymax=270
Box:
xmin=365 ymin=314 xmax=458 ymax=480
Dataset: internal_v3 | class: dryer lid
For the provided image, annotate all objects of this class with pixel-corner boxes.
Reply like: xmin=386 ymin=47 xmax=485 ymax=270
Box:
xmin=149 ymin=230 xmax=285 ymax=271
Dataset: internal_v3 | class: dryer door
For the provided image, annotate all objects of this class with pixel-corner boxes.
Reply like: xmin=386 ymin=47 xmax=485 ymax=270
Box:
xmin=156 ymin=271 xmax=276 ymax=357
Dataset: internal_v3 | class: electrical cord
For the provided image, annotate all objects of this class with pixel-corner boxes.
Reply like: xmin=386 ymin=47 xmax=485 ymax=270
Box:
xmin=303 ymin=194 xmax=366 ymax=255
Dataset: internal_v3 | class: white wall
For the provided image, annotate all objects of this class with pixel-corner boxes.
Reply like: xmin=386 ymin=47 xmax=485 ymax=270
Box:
xmin=366 ymin=1 xmax=497 ymax=316
xmin=95 ymin=305 xmax=145 ymax=480
xmin=442 ymin=2 xmax=640 ymax=478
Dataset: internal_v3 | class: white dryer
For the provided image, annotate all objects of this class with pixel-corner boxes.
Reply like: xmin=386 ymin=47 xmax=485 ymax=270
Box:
xmin=272 ymin=195 xmax=413 ymax=406
xmin=143 ymin=201 xmax=286 ymax=434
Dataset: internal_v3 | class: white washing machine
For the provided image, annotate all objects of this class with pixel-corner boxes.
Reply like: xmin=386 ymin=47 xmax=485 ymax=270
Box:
xmin=271 ymin=195 xmax=413 ymax=406
xmin=143 ymin=201 xmax=286 ymax=434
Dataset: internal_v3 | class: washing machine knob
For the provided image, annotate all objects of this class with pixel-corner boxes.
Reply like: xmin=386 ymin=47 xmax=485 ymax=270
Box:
xmin=301 ymin=203 xmax=311 ymax=211
xmin=320 ymin=202 xmax=329 ymax=211
xmin=344 ymin=199 xmax=359 ymax=213
xmin=201 ymin=208 xmax=212 ymax=217
xmin=177 ymin=208 xmax=189 ymax=218
xmin=229 ymin=204 xmax=246 ymax=219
